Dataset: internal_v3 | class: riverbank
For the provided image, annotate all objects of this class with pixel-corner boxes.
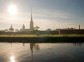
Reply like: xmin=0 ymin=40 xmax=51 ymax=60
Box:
xmin=0 ymin=34 xmax=84 ymax=37
xmin=0 ymin=36 xmax=84 ymax=43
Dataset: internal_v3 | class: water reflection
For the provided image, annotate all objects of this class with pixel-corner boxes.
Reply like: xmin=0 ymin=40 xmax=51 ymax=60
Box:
xmin=30 ymin=43 xmax=40 ymax=53
xmin=22 ymin=42 xmax=40 ymax=62
xmin=73 ymin=43 xmax=83 ymax=47
xmin=30 ymin=43 xmax=36 ymax=62
xmin=0 ymin=42 xmax=84 ymax=62
xmin=22 ymin=42 xmax=25 ymax=46
xmin=9 ymin=56 xmax=15 ymax=62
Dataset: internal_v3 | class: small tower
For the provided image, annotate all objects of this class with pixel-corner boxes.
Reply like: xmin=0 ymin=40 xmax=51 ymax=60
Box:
xmin=30 ymin=9 xmax=34 ymax=31
xmin=9 ymin=25 xmax=14 ymax=32
xmin=22 ymin=24 xmax=25 ymax=30
xmin=79 ymin=25 xmax=80 ymax=30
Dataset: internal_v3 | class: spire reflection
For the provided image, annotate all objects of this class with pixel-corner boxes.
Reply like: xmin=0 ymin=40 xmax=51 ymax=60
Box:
xmin=30 ymin=42 xmax=40 ymax=62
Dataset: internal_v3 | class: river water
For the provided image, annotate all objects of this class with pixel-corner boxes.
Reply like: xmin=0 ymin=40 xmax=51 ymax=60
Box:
xmin=0 ymin=42 xmax=84 ymax=62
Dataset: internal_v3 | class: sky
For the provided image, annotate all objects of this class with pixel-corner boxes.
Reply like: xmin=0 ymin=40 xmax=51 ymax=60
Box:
xmin=0 ymin=0 xmax=84 ymax=30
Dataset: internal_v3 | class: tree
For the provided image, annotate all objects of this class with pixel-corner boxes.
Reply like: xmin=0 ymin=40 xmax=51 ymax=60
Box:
xmin=34 ymin=26 xmax=39 ymax=35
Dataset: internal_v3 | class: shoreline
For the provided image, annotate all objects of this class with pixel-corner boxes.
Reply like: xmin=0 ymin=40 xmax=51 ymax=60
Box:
xmin=0 ymin=36 xmax=84 ymax=43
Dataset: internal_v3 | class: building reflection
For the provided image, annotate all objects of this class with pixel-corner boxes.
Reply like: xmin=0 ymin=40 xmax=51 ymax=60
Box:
xmin=73 ymin=43 xmax=83 ymax=47
xmin=23 ymin=42 xmax=25 ymax=46
xmin=22 ymin=42 xmax=40 ymax=62
xmin=30 ymin=43 xmax=40 ymax=53
xmin=30 ymin=42 xmax=40 ymax=62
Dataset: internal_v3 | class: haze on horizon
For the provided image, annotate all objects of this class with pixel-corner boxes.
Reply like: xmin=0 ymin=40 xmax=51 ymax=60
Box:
xmin=0 ymin=0 xmax=84 ymax=30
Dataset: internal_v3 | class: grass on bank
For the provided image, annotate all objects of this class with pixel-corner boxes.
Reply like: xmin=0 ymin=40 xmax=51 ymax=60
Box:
xmin=0 ymin=34 xmax=84 ymax=37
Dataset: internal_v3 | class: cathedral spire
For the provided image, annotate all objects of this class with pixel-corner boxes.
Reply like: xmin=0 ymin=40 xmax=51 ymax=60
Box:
xmin=30 ymin=8 xmax=34 ymax=31
xmin=31 ymin=8 xmax=33 ymax=21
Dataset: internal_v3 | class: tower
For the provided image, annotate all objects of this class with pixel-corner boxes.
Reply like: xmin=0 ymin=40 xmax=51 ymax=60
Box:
xmin=30 ymin=9 xmax=34 ymax=31
xmin=22 ymin=24 xmax=25 ymax=30
xmin=79 ymin=25 xmax=80 ymax=30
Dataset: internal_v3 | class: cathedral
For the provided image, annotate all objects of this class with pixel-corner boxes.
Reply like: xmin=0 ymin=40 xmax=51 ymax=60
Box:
xmin=20 ymin=10 xmax=34 ymax=32
xmin=9 ymin=10 xmax=34 ymax=32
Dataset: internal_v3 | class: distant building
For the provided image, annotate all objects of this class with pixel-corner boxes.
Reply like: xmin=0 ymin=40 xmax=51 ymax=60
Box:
xmin=20 ymin=24 xmax=26 ymax=32
xmin=79 ymin=25 xmax=80 ymax=30
xmin=4 ymin=29 xmax=9 ymax=32
xmin=19 ymin=24 xmax=31 ymax=32
xmin=9 ymin=25 xmax=14 ymax=32
xmin=22 ymin=24 xmax=25 ymax=30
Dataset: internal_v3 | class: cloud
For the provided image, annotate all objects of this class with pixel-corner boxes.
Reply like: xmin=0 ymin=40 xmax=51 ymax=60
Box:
xmin=33 ymin=8 xmax=73 ymax=22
